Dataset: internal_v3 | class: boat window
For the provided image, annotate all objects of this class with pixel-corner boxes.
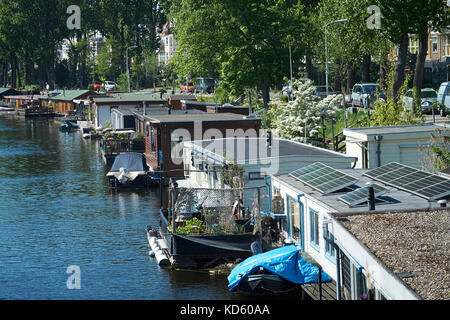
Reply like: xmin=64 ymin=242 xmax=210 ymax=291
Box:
xmin=309 ymin=209 xmax=319 ymax=249
xmin=287 ymin=197 xmax=300 ymax=242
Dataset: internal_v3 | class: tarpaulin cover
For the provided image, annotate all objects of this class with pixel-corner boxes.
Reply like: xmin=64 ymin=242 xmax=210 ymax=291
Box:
xmin=228 ymin=245 xmax=331 ymax=291
xmin=109 ymin=152 xmax=146 ymax=172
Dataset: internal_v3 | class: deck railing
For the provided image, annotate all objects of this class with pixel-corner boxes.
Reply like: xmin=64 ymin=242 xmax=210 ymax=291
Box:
xmin=100 ymin=138 xmax=145 ymax=155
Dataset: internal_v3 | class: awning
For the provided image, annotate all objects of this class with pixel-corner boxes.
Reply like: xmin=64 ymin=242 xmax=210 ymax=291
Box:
xmin=228 ymin=245 xmax=331 ymax=291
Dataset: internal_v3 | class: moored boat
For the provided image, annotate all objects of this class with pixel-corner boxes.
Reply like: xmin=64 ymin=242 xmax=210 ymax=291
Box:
xmin=106 ymin=152 xmax=149 ymax=188
xmin=60 ymin=121 xmax=79 ymax=132
xmin=228 ymin=245 xmax=332 ymax=296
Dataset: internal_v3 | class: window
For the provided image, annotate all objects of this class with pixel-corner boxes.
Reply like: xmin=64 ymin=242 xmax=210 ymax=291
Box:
xmin=354 ymin=267 xmax=368 ymax=300
xmin=287 ymin=197 xmax=301 ymax=242
xmin=248 ymin=172 xmax=265 ymax=180
xmin=446 ymin=35 xmax=450 ymax=56
xmin=432 ymin=36 xmax=438 ymax=53
xmin=409 ymin=37 xmax=419 ymax=54
xmin=324 ymin=220 xmax=336 ymax=262
xmin=309 ymin=209 xmax=319 ymax=250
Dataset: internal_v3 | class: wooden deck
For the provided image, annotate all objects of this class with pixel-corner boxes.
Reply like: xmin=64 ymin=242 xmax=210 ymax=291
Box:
xmin=301 ymin=281 xmax=338 ymax=300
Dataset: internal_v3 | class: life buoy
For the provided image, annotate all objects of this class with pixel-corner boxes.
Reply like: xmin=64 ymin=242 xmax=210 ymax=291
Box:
xmin=232 ymin=201 xmax=239 ymax=219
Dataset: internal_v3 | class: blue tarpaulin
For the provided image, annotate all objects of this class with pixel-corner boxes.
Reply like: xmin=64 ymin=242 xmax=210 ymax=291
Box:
xmin=228 ymin=245 xmax=331 ymax=291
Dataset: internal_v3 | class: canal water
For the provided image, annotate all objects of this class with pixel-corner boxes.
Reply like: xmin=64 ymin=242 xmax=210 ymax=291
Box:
xmin=0 ymin=114 xmax=232 ymax=300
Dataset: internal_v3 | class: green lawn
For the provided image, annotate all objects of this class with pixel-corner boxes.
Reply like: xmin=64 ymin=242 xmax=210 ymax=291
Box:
xmin=320 ymin=108 xmax=369 ymax=151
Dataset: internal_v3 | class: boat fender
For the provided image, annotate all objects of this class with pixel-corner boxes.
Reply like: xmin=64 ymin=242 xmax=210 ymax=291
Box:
xmin=251 ymin=241 xmax=263 ymax=255
xmin=147 ymin=235 xmax=161 ymax=252
xmin=150 ymin=242 xmax=160 ymax=253
xmin=157 ymin=239 xmax=168 ymax=250
xmin=155 ymin=250 xmax=170 ymax=266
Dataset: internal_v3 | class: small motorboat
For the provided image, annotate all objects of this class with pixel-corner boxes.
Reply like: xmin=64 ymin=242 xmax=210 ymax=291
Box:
xmin=0 ymin=106 xmax=14 ymax=112
xmin=234 ymin=269 xmax=299 ymax=296
xmin=228 ymin=245 xmax=331 ymax=296
xmin=106 ymin=152 xmax=149 ymax=188
xmin=60 ymin=121 xmax=79 ymax=132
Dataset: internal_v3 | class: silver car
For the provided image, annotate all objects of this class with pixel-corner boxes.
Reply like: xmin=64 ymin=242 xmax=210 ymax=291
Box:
xmin=103 ymin=81 xmax=117 ymax=92
xmin=351 ymin=83 xmax=386 ymax=108
xmin=402 ymin=88 xmax=437 ymax=113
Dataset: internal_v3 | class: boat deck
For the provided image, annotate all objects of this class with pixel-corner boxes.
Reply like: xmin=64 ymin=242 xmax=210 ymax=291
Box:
xmin=301 ymin=281 xmax=337 ymax=300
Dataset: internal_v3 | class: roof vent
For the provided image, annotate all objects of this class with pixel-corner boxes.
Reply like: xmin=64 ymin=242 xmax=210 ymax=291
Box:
xmin=438 ymin=199 xmax=447 ymax=208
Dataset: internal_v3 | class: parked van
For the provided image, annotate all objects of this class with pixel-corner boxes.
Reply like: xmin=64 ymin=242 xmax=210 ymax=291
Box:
xmin=437 ymin=82 xmax=450 ymax=111
xmin=193 ymin=77 xmax=216 ymax=93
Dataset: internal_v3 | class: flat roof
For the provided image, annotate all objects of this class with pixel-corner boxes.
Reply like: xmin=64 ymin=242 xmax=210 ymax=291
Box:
xmin=93 ymin=93 xmax=166 ymax=104
xmin=338 ymin=209 xmax=449 ymax=300
xmin=50 ymin=90 xmax=95 ymax=101
xmin=187 ymin=137 xmax=354 ymax=163
xmin=181 ymin=100 xmax=220 ymax=106
xmin=344 ymin=123 xmax=449 ymax=137
xmin=143 ymin=112 xmax=258 ymax=123
xmin=273 ymin=169 xmax=444 ymax=214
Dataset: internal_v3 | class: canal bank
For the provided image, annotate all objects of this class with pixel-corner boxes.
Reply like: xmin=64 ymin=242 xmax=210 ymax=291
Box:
xmin=0 ymin=114 xmax=232 ymax=300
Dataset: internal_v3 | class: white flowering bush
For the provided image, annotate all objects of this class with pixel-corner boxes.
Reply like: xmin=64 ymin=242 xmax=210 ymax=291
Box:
xmin=270 ymin=79 xmax=341 ymax=143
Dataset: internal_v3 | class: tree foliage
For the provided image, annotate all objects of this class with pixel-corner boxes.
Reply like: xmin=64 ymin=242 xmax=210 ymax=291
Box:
xmin=270 ymin=79 xmax=341 ymax=143
xmin=168 ymin=0 xmax=306 ymax=106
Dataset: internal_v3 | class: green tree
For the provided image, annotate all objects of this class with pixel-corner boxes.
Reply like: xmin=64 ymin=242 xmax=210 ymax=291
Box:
xmin=375 ymin=0 xmax=449 ymax=106
xmin=270 ymin=79 xmax=341 ymax=143
xmin=168 ymin=0 xmax=306 ymax=107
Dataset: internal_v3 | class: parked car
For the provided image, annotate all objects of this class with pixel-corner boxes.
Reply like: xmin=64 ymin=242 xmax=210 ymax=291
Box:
xmin=90 ymin=81 xmax=102 ymax=91
xmin=402 ymin=88 xmax=438 ymax=113
xmin=281 ymin=83 xmax=292 ymax=96
xmin=313 ymin=85 xmax=336 ymax=99
xmin=193 ymin=77 xmax=216 ymax=93
xmin=351 ymin=83 xmax=386 ymax=108
xmin=181 ymin=82 xmax=195 ymax=93
xmin=103 ymin=81 xmax=117 ymax=92
xmin=437 ymin=82 xmax=450 ymax=112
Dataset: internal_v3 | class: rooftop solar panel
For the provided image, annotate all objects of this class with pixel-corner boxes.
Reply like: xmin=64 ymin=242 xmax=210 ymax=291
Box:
xmin=363 ymin=162 xmax=450 ymax=200
xmin=338 ymin=184 xmax=388 ymax=207
xmin=289 ymin=162 xmax=359 ymax=195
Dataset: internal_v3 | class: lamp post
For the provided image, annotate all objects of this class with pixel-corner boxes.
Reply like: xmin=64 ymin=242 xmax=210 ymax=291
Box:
xmin=325 ymin=19 xmax=347 ymax=97
xmin=126 ymin=45 xmax=138 ymax=92
xmin=289 ymin=41 xmax=293 ymax=101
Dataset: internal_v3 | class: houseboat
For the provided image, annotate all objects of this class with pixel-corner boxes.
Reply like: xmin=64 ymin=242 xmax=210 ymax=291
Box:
xmin=268 ymin=161 xmax=449 ymax=300
xmin=106 ymin=152 xmax=150 ymax=189
xmin=135 ymin=111 xmax=262 ymax=184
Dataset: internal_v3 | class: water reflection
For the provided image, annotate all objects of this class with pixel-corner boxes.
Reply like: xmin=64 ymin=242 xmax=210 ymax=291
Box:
xmin=0 ymin=115 xmax=234 ymax=300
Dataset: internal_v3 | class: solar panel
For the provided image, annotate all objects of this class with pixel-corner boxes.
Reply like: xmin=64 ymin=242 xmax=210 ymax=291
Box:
xmin=338 ymin=184 xmax=388 ymax=207
xmin=363 ymin=162 xmax=450 ymax=200
xmin=289 ymin=163 xmax=359 ymax=194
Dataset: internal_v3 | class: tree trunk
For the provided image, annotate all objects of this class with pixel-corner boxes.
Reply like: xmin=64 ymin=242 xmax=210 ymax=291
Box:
xmin=25 ymin=59 xmax=33 ymax=86
xmin=392 ymin=32 xmax=409 ymax=102
xmin=334 ymin=59 xmax=342 ymax=92
xmin=305 ymin=54 xmax=313 ymax=80
xmin=362 ymin=54 xmax=371 ymax=82
xmin=10 ymin=56 xmax=16 ymax=89
xmin=347 ymin=60 xmax=355 ymax=94
xmin=17 ymin=61 xmax=21 ymax=88
xmin=259 ymin=79 xmax=270 ymax=108
xmin=379 ymin=53 xmax=389 ymax=90
xmin=412 ymin=26 xmax=429 ymax=114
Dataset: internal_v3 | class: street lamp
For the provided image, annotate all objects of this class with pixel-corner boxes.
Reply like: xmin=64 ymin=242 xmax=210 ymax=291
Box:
xmin=325 ymin=19 xmax=347 ymax=97
xmin=289 ymin=41 xmax=293 ymax=102
xmin=126 ymin=45 xmax=138 ymax=92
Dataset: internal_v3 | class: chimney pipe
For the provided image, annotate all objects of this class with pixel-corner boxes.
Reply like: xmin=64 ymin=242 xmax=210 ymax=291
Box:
xmin=267 ymin=131 xmax=272 ymax=149
xmin=366 ymin=182 xmax=375 ymax=211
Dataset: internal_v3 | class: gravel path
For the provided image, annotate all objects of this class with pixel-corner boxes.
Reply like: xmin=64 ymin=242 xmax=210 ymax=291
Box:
xmin=339 ymin=209 xmax=449 ymax=300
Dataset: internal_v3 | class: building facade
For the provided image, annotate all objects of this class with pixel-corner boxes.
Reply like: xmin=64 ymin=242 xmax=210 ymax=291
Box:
xmin=158 ymin=22 xmax=177 ymax=66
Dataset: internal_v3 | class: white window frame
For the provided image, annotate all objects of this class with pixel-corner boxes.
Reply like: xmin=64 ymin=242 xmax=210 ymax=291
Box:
xmin=432 ymin=36 xmax=438 ymax=53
